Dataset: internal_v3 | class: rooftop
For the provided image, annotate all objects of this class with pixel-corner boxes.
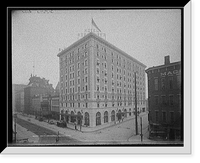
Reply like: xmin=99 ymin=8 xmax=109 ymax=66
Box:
xmin=145 ymin=55 xmax=181 ymax=72
xmin=57 ymin=32 xmax=146 ymax=68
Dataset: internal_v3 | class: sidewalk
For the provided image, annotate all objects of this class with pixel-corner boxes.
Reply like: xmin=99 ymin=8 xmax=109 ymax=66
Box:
xmin=128 ymin=134 xmax=183 ymax=145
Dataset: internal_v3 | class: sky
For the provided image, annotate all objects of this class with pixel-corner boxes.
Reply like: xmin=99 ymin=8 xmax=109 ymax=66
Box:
xmin=12 ymin=9 xmax=181 ymax=88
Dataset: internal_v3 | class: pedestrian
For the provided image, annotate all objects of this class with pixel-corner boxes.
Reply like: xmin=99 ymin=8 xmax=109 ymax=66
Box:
xmin=55 ymin=131 xmax=59 ymax=143
xmin=74 ymin=121 xmax=77 ymax=130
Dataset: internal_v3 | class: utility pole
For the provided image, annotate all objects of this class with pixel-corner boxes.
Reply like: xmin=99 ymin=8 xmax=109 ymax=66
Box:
xmin=14 ymin=113 xmax=17 ymax=143
xmin=140 ymin=116 xmax=143 ymax=142
xmin=134 ymin=72 xmax=138 ymax=135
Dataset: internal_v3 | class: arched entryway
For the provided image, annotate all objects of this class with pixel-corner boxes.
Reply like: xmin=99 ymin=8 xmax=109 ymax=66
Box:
xmin=84 ymin=112 xmax=90 ymax=126
xmin=96 ymin=112 xmax=101 ymax=126
xmin=111 ymin=110 xmax=115 ymax=121
xmin=117 ymin=110 xmax=122 ymax=121
xmin=104 ymin=111 xmax=108 ymax=123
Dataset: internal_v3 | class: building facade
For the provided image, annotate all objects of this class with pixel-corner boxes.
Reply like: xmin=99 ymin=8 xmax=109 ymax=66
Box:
xmin=12 ymin=84 xmax=27 ymax=113
xmin=57 ymin=32 xmax=146 ymax=128
xmin=24 ymin=75 xmax=54 ymax=114
xmin=145 ymin=56 xmax=182 ymax=140
xmin=50 ymin=95 xmax=60 ymax=120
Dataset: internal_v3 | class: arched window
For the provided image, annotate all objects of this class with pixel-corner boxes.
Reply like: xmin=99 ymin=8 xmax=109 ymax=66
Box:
xmin=77 ymin=111 xmax=82 ymax=125
xmin=85 ymin=112 xmax=90 ymax=126
xmin=104 ymin=111 xmax=108 ymax=123
xmin=111 ymin=110 xmax=115 ymax=121
xmin=96 ymin=112 xmax=101 ymax=126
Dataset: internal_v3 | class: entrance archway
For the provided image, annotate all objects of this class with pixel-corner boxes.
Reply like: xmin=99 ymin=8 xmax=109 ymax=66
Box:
xmin=104 ymin=111 xmax=108 ymax=123
xmin=85 ymin=112 xmax=89 ymax=126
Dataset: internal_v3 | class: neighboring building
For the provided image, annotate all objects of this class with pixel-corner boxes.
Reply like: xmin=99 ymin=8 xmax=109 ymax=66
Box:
xmin=50 ymin=95 xmax=60 ymax=120
xmin=145 ymin=56 xmax=182 ymax=140
xmin=12 ymin=84 xmax=27 ymax=113
xmin=32 ymin=95 xmax=43 ymax=115
xmin=32 ymin=94 xmax=60 ymax=120
xmin=24 ymin=75 xmax=54 ymax=114
xmin=57 ymin=32 xmax=146 ymax=128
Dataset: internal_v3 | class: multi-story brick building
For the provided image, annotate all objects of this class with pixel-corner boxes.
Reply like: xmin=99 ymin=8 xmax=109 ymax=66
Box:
xmin=57 ymin=32 xmax=146 ymax=128
xmin=145 ymin=56 xmax=182 ymax=140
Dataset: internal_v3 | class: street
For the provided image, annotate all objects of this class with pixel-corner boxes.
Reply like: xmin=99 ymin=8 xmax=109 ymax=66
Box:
xmin=14 ymin=117 xmax=81 ymax=145
xmin=12 ymin=112 xmax=150 ymax=145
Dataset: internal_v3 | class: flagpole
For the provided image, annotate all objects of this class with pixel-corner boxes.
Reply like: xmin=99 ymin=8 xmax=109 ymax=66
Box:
xmin=91 ymin=17 xmax=93 ymax=33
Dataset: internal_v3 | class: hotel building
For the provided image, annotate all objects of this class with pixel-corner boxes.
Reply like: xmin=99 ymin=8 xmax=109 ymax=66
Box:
xmin=57 ymin=32 xmax=146 ymax=128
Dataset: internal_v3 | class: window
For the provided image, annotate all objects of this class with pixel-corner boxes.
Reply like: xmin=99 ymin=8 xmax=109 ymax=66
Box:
xmin=97 ymin=59 xmax=100 ymax=66
xmin=155 ymin=96 xmax=159 ymax=105
xmin=161 ymin=95 xmax=166 ymax=105
xmin=85 ymin=68 xmax=88 ymax=74
xmin=162 ymin=112 xmax=167 ymax=123
xmin=169 ymin=95 xmax=174 ymax=105
xmin=97 ymin=85 xmax=100 ymax=91
xmin=177 ymin=75 xmax=181 ymax=88
xmin=161 ymin=78 xmax=165 ymax=90
xmin=97 ymin=76 xmax=100 ymax=83
xmin=155 ymin=111 xmax=159 ymax=122
xmin=169 ymin=77 xmax=173 ymax=89
xmin=97 ymin=94 xmax=99 ymax=99
xmin=154 ymin=78 xmax=158 ymax=90
xmin=170 ymin=112 xmax=174 ymax=123
xmin=97 ymin=68 xmax=99 ymax=74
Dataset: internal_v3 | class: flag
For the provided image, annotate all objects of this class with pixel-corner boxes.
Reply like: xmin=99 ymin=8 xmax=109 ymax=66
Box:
xmin=92 ymin=18 xmax=101 ymax=32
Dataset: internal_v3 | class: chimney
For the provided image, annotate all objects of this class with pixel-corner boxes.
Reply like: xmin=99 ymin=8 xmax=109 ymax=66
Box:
xmin=164 ymin=55 xmax=170 ymax=65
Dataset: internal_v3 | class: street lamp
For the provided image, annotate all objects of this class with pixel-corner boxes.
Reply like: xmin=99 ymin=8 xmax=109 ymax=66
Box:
xmin=134 ymin=72 xmax=139 ymax=135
